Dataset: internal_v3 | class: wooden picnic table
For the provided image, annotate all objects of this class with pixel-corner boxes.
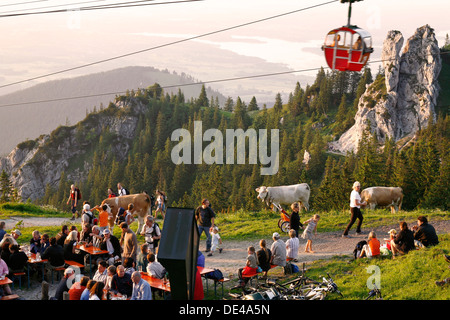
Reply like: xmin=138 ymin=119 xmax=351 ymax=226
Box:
xmin=0 ymin=276 xmax=13 ymax=286
xmin=140 ymin=271 xmax=171 ymax=292
xmin=27 ymin=253 xmax=48 ymax=288
xmin=76 ymin=244 xmax=109 ymax=277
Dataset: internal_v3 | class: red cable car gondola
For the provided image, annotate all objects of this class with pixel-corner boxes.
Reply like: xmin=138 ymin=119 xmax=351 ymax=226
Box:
xmin=322 ymin=0 xmax=373 ymax=72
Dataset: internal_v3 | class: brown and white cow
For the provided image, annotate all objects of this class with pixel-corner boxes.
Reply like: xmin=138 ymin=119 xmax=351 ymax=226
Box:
xmin=360 ymin=187 xmax=403 ymax=213
xmin=98 ymin=193 xmax=152 ymax=233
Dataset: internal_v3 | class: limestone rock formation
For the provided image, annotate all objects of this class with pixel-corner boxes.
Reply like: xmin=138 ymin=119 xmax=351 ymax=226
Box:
xmin=0 ymin=97 xmax=146 ymax=201
xmin=330 ymin=25 xmax=442 ymax=154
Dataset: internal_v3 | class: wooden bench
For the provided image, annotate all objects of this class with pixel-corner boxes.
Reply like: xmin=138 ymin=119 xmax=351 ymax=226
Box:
xmin=51 ymin=266 xmax=66 ymax=284
xmin=11 ymin=272 xmax=27 ymax=290
xmin=213 ymin=277 xmax=230 ymax=298
xmin=65 ymin=260 xmax=85 ymax=269
xmin=1 ymin=294 xmax=20 ymax=301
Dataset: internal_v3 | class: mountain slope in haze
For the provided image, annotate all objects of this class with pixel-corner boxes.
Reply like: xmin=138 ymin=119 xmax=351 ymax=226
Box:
xmin=0 ymin=66 xmax=226 ymax=156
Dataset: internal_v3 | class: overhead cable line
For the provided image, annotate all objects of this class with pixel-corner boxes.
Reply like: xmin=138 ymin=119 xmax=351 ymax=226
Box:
xmin=0 ymin=0 xmax=106 ymax=15
xmin=0 ymin=0 xmax=48 ymax=9
xmin=1 ymin=51 xmax=448 ymax=109
xmin=0 ymin=0 xmax=339 ymax=90
xmin=0 ymin=0 xmax=199 ymax=17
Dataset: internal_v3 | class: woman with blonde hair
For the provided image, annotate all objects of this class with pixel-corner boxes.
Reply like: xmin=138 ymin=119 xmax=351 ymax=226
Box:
xmin=359 ymin=231 xmax=380 ymax=259
xmin=63 ymin=230 xmax=84 ymax=264
xmin=342 ymin=181 xmax=366 ymax=238
xmin=256 ymin=239 xmax=272 ymax=277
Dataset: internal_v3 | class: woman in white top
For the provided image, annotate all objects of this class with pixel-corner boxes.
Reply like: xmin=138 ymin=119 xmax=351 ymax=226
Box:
xmin=342 ymin=181 xmax=366 ymax=238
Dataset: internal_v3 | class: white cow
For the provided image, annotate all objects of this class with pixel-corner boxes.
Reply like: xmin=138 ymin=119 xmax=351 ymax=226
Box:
xmin=255 ymin=183 xmax=311 ymax=211
xmin=360 ymin=187 xmax=403 ymax=213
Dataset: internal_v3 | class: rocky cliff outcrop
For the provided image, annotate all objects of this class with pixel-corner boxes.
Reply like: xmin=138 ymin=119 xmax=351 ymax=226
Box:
xmin=330 ymin=25 xmax=442 ymax=154
xmin=0 ymin=97 xmax=147 ymax=201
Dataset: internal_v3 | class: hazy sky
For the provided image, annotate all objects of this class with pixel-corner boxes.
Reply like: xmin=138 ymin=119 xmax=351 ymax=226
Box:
xmin=0 ymin=0 xmax=449 ymax=102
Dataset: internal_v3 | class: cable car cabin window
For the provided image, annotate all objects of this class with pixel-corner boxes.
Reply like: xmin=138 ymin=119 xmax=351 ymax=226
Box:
xmin=342 ymin=32 xmax=353 ymax=48
xmin=325 ymin=33 xmax=336 ymax=47
xmin=352 ymin=36 xmax=363 ymax=50
xmin=363 ymin=36 xmax=372 ymax=50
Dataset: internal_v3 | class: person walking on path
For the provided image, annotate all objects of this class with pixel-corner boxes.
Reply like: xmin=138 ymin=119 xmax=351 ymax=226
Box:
xmin=195 ymin=199 xmax=215 ymax=253
xmin=342 ymin=181 xmax=366 ymax=238
xmin=67 ymin=184 xmax=80 ymax=220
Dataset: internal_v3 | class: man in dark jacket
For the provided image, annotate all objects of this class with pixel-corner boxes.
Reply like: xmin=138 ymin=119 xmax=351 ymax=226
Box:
xmin=42 ymin=237 xmax=65 ymax=267
xmin=8 ymin=244 xmax=28 ymax=273
xmin=41 ymin=237 xmax=65 ymax=281
xmin=391 ymin=222 xmax=415 ymax=256
xmin=52 ymin=268 xmax=75 ymax=300
xmin=413 ymin=216 xmax=439 ymax=247
xmin=110 ymin=265 xmax=133 ymax=297
xmin=195 ymin=199 xmax=215 ymax=252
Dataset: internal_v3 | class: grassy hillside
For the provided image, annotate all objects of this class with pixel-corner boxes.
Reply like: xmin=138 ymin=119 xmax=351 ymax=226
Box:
xmin=1 ymin=202 xmax=449 ymax=300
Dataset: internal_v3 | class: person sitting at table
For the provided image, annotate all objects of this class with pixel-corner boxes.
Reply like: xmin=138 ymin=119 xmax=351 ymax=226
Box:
xmin=93 ymin=260 xmax=108 ymax=284
xmin=7 ymin=244 xmax=28 ymax=275
xmin=90 ymin=225 xmax=103 ymax=248
xmin=130 ymin=271 xmax=152 ymax=300
xmin=100 ymin=228 xmax=121 ymax=266
xmin=0 ymin=248 xmax=13 ymax=296
xmin=89 ymin=281 xmax=105 ymax=300
xmin=136 ymin=243 xmax=149 ymax=272
xmin=52 ymin=267 xmax=75 ymax=300
xmin=29 ymin=230 xmax=42 ymax=254
xmin=39 ymin=233 xmax=50 ymax=255
xmin=56 ymin=225 xmax=69 ymax=247
xmin=197 ymin=250 xmax=205 ymax=268
xmin=64 ymin=230 xmax=85 ymax=264
xmin=80 ymin=224 xmax=93 ymax=244
xmin=110 ymin=265 xmax=133 ymax=297
xmin=0 ymin=229 xmax=21 ymax=248
xmin=123 ymin=257 xmax=136 ymax=275
xmin=80 ymin=280 xmax=97 ymax=300
xmin=70 ymin=225 xmax=80 ymax=241
xmin=68 ymin=275 xmax=89 ymax=300
xmin=41 ymin=237 xmax=65 ymax=282
xmin=146 ymin=252 xmax=167 ymax=279
xmin=104 ymin=265 xmax=116 ymax=291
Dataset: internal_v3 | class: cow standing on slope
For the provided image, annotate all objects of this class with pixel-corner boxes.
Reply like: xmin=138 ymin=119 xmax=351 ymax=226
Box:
xmin=360 ymin=187 xmax=404 ymax=213
xmin=255 ymin=183 xmax=311 ymax=212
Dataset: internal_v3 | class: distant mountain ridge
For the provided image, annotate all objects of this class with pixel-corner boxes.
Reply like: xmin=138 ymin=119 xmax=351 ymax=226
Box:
xmin=0 ymin=66 xmax=227 ymax=156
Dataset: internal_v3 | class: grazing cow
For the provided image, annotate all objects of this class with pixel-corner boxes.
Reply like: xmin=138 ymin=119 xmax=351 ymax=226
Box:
xmin=98 ymin=193 xmax=152 ymax=233
xmin=255 ymin=183 xmax=310 ymax=211
xmin=360 ymin=187 xmax=403 ymax=213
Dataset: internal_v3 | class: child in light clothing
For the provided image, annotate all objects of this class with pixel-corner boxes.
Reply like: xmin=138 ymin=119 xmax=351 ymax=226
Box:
xmin=302 ymin=214 xmax=320 ymax=253
xmin=208 ymin=226 xmax=223 ymax=256
xmin=285 ymin=229 xmax=300 ymax=261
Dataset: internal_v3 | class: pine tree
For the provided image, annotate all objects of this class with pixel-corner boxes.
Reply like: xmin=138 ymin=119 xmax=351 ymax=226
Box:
xmin=224 ymin=97 xmax=234 ymax=112
xmin=273 ymin=93 xmax=283 ymax=113
xmin=0 ymin=170 xmax=12 ymax=203
xmin=247 ymin=96 xmax=259 ymax=111
xmin=196 ymin=84 xmax=209 ymax=107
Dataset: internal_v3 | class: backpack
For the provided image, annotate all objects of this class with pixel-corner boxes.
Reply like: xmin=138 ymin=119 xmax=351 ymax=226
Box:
xmin=115 ymin=207 xmax=126 ymax=225
xmin=291 ymin=263 xmax=300 ymax=273
xmin=205 ymin=269 xmax=224 ymax=281
xmin=72 ymin=188 xmax=81 ymax=200
xmin=353 ymin=240 xmax=367 ymax=259
xmin=151 ymin=222 xmax=161 ymax=248
xmin=85 ymin=211 xmax=94 ymax=225
xmin=123 ymin=188 xmax=129 ymax=195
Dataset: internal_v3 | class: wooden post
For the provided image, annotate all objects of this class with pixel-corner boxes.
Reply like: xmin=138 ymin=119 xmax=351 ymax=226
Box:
xmin=41 ymin=281 xmax=49 ymax=300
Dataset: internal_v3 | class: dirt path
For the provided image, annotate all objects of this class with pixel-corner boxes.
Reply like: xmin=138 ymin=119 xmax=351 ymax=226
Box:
xmin=3 ymin=216 xmax=450 ymax=300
